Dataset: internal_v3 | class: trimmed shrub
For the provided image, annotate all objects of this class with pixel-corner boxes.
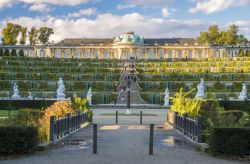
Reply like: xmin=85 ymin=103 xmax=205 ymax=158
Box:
xmin=219 ymin=101 xmax=250 ymax=113
xmin=19 ymin=49 xmax=24 ymax=56
xmin=0 ymin=126 xmax=39 ymax=154
xmin=0 ymin=48 xmax=3 ymax=56
xmin=11 ymin=49 xmax=17 ymax=56
xmin=88 ymin=110 xmax=93 ymax=122
xmin=0 ymin=100 xmax=56 ymax=110
xmin=4 ymin=49 xmax=9 ymax=56
xmin=209 ymin=127 xmax=250 ymax=156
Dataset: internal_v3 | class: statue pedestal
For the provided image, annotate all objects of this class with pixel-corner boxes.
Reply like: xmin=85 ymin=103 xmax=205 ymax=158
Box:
xmin=238 ymin=96 xmax=247 ymax=101
xmin=57 ymin=94 xmax=66 ymax=100
xmin=11 ymin=95 xmax=21 ymax=100
xmin=125 ymin=109 xmax=132 ymax=115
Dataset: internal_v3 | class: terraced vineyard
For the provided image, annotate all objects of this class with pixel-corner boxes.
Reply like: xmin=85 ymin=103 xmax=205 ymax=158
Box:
xmin=0 ymin=56 xmax=122 ymax=104
xmin=137 ymin=58 xmax=250 ymax=104
xmin=1 ymin=56 xmax=250 ymax=104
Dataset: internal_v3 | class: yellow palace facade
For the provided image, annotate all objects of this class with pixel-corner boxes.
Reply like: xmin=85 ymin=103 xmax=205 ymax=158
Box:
xmin=1 ymin=32 xmax=250 ymax=59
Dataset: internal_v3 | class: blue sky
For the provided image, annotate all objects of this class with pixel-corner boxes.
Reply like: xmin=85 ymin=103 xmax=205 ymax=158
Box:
xmin=0 ymin=0 xmax=250 ymax=42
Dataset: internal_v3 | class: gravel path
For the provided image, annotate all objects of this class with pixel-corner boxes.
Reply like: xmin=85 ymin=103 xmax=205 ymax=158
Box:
xmin=0 ymin=109 xmax=245 ymax=164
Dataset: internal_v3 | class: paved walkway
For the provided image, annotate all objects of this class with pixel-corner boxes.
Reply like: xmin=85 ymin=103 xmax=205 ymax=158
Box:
xmin=0 ymin=109 xmax=244 ymax=164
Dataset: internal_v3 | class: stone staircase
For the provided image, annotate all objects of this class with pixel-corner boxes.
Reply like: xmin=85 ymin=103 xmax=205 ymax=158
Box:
xmin=116 ymin=60 xmax=146 ymax=105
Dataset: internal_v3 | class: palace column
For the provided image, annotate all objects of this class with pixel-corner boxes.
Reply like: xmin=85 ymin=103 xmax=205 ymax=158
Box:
xmin=154 ymin=48 xmax=158 ymax=59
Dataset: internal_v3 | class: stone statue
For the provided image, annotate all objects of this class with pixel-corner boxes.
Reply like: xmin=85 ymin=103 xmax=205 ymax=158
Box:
xmin=56 ymin=77 xmax=66 ymax=99
xmin=11 ymin=82 xmax=21 ymax=99
xmin=196 ymin=78 xmax=205 ymax=98
xmin=28 ymin=92 xmax=32 ymax=99
xmin=87 ymin=87 xmax=92 ymax=106
xmin=164 ymin=87 xmax=170 ymax=106
xmin=239 ymin=83 xmax=248 ymax=100
xmin=164 ymin=87 xmax=170 ymax=107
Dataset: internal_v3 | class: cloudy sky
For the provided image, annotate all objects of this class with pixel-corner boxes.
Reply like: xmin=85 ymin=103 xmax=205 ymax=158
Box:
xmin=0 ymin=0 xmax=250 ymax=43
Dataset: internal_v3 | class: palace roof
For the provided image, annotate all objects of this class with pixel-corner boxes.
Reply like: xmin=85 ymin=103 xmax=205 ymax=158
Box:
xmin=55 ymin=32 xmax=197 ymax=46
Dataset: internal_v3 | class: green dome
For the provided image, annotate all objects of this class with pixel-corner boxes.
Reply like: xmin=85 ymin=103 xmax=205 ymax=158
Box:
xmin=115 ymin=32 xmax=144 ymax=45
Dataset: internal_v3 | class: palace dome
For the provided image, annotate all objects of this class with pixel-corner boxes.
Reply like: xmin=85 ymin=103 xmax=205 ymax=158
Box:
xmin=114 ymin=32 xmax=144 ymax=45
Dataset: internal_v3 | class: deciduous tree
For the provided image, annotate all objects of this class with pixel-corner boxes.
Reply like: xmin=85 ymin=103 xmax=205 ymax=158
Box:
xmin=19 ymin=27 xmax=27 ymax=45
xmin=38 ymin=27 xmax=54 ymax=45
xmin=28 ymin=26 xmax=38 ymax=45
xmin=2 ymin=23 xmax=22 ymax=45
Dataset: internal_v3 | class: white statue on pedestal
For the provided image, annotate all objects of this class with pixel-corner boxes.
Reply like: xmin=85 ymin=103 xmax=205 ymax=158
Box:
xmin=28 ymin=92 xmax=32 ymax=99
xmin=11 ymin=83 xmax=21 ymax=99
xmin=56 ymin=77 xmax=66 ymax=100
xmin=164 ymin=87 xmax=170 ymax=107
xmin=196 ymin=78 xmax=205 ymax=98
xmin=87 ymin=87 xmax=92 ymax=105
xmin=239 ymin=83 xmax=248 ymax=101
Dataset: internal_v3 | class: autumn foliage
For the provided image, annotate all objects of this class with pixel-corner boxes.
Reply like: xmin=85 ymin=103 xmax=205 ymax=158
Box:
xmin=39 ymin=101 xmax=76 ymax=141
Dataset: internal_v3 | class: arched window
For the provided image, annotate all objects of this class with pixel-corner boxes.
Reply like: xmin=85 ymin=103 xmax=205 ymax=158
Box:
xmin=55 ymin=50 xmax=61 ymax=58
xmin=158 ymin=50 xmax=164 ymax=59
xmin=149 ymin=50 xmax=154 ymax=59
xmin=189 ymin=50 xmax=193 ymax=58
xmin=168 ymin=50 xmax=173 ymax=59
xmin=94 ymin=50 xmax=99 ymax=59
xmin=136 ymin=49 xmax=141 ymax=59
xmin=65 ymin=49 xmax=71 ymax=58
xmin=74 ymin=50 xmax=79 ymax=58
xmin=40 ymin=50 xmax=45 ymax=57
xmin=104 ymin=50 xmax=109 ymax=59
xmin=85 ymin=50 xmax=90 ymax=58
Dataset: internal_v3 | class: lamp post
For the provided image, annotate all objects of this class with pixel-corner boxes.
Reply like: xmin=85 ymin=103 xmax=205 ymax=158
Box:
xmin=127 ymin=87 xmax=130 ymax=109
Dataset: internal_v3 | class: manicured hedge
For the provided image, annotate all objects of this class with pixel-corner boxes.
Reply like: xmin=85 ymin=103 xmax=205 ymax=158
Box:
xmin=0 ymin=100 xmax=56 ymax=109
xmin=219 ymin=101 xmax=250 ymax=113
xmin=201 ymin=101 xmax=250 ymax=113
xmin=0 ymin=126 xmax=39 ymax=154
xmin=209 ymin=127 xmax=250 ymax=156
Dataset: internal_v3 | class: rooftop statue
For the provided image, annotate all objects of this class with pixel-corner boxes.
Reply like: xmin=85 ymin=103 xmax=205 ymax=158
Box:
xmin=114 ymin=32 xmax=144 ymax=45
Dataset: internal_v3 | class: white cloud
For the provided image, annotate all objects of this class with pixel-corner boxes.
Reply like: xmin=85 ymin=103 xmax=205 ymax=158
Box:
xmin=116 ymin=4 xmax=136 ymax=10
xmin=0 ymin=0 xmax=95 ymax=10
xmin=20 ymin=0 xmax=93 ymax=6
xmin=0 ymin=0 xmax=14 ymax=9
xmin=0 ymin=13 xmax=210 ymax=43
xmin=162 ymin=7 xmax=169 ymax=17
xmin=227 ymin=20 xmax=250 ymax=37
xmin=29 ymin=3 xmax=52 ymax=12
xmin=189 ymin=0 xmax=249 ymax=14
xmin=67 ymin=8 xmax=97 ymax=18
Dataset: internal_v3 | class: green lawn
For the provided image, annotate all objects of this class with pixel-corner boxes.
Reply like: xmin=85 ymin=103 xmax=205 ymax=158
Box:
xmin=0 ymin=110 xmax=19 ymax=117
